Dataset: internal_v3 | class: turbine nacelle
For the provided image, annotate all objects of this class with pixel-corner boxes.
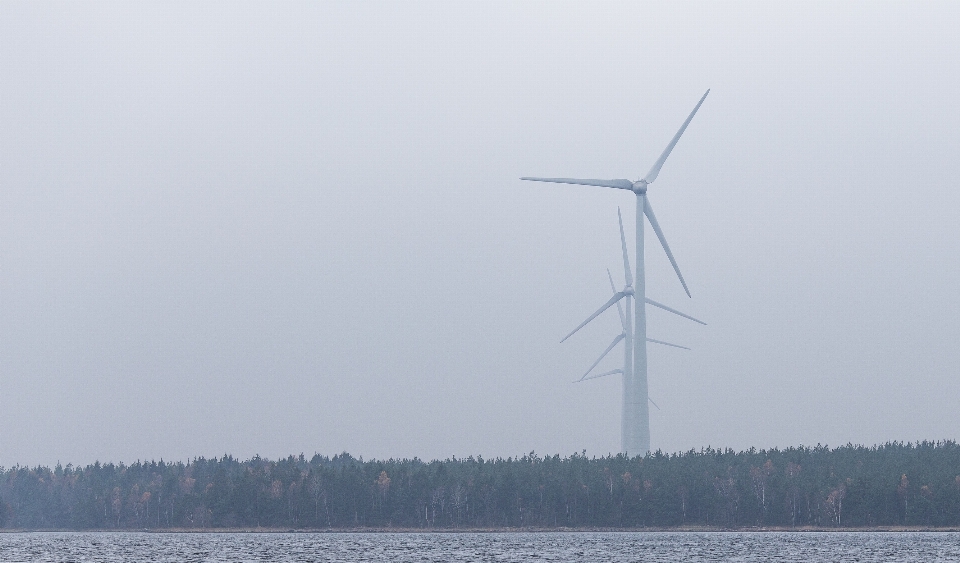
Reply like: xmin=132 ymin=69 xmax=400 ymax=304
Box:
xmin=631 ymin=180 xmax=648 ymax=194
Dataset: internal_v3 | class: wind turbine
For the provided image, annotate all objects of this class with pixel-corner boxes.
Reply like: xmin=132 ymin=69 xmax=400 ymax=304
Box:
xmin=567 ymin=209 xmax=705 ymax=437
xmin=522 ymin=89 xmax=709 ymax=455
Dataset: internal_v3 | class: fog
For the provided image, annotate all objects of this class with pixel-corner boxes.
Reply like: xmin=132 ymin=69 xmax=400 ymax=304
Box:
xmin=2 ymin=1 xmax=959 ymax=467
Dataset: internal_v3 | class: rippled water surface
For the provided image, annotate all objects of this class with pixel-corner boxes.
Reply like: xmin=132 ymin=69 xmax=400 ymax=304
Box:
xmin=2 ymin=531 xmax=960 ymax=562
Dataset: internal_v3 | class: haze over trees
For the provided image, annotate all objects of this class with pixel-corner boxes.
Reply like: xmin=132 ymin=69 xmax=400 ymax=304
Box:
xmin=2 ymin=441 xmax=959 ymax=530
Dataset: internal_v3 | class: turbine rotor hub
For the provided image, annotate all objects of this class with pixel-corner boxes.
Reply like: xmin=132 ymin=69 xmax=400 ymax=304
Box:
xmin=632 ymin=180 xmax=648 ymax=194
xmin=624 ymin=286 xmax=635 ymax=296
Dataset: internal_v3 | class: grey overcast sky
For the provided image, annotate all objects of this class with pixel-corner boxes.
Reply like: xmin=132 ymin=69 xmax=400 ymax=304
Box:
xmin=2 ymin=1 xmax=959 ymax=468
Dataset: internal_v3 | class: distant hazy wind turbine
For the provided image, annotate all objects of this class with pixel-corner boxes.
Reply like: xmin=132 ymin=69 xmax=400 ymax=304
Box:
xmin=567 ymin=210 xmax=704 ymax=438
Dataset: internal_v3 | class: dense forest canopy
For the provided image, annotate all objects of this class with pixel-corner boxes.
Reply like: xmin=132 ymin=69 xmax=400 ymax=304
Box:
xmin=2 ymin=441 xmax=960 ymax=530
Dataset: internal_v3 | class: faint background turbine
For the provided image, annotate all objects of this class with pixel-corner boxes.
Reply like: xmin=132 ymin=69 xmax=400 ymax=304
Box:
xmin=569 ymin=209 xmax=705 ymax=444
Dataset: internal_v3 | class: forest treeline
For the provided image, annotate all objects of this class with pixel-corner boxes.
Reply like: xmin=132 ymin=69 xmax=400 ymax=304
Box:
xmin=2 ymin=441 xmax=960 ymax=530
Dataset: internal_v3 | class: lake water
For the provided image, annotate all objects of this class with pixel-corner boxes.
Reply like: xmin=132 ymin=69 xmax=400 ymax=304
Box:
xmin=2 ymin=531 xmax=959 ymax=562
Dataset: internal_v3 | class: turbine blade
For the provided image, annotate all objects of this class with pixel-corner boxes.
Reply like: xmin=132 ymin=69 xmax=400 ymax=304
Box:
xmin=647 ymin=337 xmax=690 ymax=350
xmin=645 ymin=298 xmax=706 ymax=325
xmin=643 ymin=89 xmax=709 ymax=184
xmin=649 ymin=397 xmax=661 ymax=411
xmin=618 ymin=207 xmax=633 ymax=287
xmin=577 ymin=368 xmax=623 ymax=383
xmin=521 ymin=177 xmax=634 ymax=190
xmin=644 ymin=197 xmax=691 ymax=297
xmin=577 ymin=333 xmax=626 ymax=381
xmin=561 ymin=292 xmax=627 ymax=343
xmin=608 ymin=269 xmax=627 ymax=333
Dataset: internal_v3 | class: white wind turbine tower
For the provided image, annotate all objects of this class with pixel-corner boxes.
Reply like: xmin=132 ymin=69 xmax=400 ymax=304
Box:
xmin=523 ymin=89 xmax=709 ymax=456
